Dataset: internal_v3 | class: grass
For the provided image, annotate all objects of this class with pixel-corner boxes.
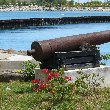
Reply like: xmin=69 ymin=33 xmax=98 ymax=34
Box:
xmin=0 ymin=80 xmax=110 ymax=110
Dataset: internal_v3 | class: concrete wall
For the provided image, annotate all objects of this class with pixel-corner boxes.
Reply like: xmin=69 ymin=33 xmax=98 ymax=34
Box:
xmin=65 ymin=66 xmax=110 ymax=87
xmin=35 ymin=66 xmax=110 ymax=87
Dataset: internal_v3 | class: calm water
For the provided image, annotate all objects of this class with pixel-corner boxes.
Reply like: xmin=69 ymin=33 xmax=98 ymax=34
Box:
xmin=0 ymin=11 xmax=110 ymax=64
xmin=0 ymin=11 xmax=110 ymax=20
xmin=0 ymin=23 xmax=110 ymax=52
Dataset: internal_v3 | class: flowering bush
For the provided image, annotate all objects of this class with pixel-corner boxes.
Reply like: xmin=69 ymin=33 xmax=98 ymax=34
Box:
xmin=31 ymin=68 xmax=75 ymax=101
xmin=32 ymin=68 xmax=104 ymax=103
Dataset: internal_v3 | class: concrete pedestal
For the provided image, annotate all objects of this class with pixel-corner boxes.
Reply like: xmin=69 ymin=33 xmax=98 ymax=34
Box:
xmin=35 ymin=66 xmax=110 ymax=87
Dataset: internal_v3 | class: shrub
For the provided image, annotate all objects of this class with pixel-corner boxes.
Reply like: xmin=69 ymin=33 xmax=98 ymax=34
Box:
xmin=22 ymin=61 xmax=39 ymax=81
xmin=32 ymin=68 xmax=75 ymax=102
xmin=101 ymin=54 xmax=110 ymax=65
xmin=32 ymin=68 xmax=104 ymax=101
xmin=75 ymin=70 xmax=104 ymax=95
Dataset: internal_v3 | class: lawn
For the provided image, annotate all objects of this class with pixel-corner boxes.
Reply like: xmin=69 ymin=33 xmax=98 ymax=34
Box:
xmin=0 ymin=80 xmax=110 ymax=110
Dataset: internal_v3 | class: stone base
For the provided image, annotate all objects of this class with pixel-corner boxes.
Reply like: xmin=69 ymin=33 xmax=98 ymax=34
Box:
xmin=0 ymin=69 xmax=23 ymax=82
xmin=0 ymin=53 xmax=37 ymax=70
xmin=35 ymin=66 xmax=110 ymax=87
xmin=65 ymin=66 xmax=110 ymax=87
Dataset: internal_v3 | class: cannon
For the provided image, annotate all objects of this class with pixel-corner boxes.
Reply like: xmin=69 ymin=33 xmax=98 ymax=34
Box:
xmin=27 ymin=30 xmax=110 ymax=61
xmin=27 ymin=30 xmax=110 ymax=69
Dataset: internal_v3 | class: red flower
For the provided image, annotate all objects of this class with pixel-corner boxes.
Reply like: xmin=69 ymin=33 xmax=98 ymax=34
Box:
xmin=46 ymin=72 xmax=60 ymax=81
xmin=42 ymin=69 xmax=48 ymax=73
xmin=32 ymin=88 xmax=37 ymax=91
xmin=54 ymin=72 xmax=60 ymax=77
xmin=37 ymin=83 xmax=47 ymax=90
xmin=40 ymin=80 xmax=44 ymax=83
xmin=46 ymin=75 xmax=53 ymax=81
xmin=41 ymin=83 xmax=46 ymax=88
xmin=46 ymin=72 xmax=55 ymax=81
xmin=49 ymin=72 xmax=54 ymax=76
xmin=31 ymin=79 xmax=39 ymax=84
xmin=64 ymin=76 xmax=72 ymax=81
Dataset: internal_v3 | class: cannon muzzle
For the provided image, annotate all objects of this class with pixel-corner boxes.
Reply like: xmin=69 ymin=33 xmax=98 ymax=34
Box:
xmin=27 ymin=49 xmax=36 ymax=56
xmin=27 ymin=30 xmax=110 ymax=61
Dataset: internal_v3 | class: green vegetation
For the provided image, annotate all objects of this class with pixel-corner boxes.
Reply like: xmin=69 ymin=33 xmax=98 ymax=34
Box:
xmin=1 ymin=68 xmax=110 ymax=110
xmin=21 ymin=61 xmax=39 ymax=81
xmin=101 ymin=54 xmax=110 ymax=61
xmin=0 ymin=0 xmax=110 ymax=8
xmin=101 ymin=53 xmax=110 ymax=65
xmin=0 ymin=81 xmax=110 ymax=110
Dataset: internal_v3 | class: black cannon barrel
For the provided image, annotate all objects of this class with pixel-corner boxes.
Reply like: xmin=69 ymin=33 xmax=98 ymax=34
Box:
xmin=27 ymin=30 xmax=110 ymax=61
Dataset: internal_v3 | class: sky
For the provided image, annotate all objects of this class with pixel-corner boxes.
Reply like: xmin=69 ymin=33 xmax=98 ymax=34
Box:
xmin=74 ymin=0 xmax=105 ymax=3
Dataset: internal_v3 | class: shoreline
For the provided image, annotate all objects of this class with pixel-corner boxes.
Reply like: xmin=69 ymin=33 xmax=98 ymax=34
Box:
xmin=0 ymin=5 xmax=110 ymax=12
xmin=0 ymin=48 xmax=27 ymax=56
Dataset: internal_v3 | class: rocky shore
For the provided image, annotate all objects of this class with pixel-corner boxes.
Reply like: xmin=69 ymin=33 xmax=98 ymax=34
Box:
xmin=0 ymin=48 xmax=27 ymax=56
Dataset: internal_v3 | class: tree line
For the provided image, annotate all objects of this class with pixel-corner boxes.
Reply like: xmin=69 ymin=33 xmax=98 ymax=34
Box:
xmin=0 ymin=0 xmax=110 ymax=8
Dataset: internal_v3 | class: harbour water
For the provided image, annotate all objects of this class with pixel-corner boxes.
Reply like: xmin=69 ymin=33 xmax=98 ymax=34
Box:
xmin=0 ymin=11 xmax=110 ymax=64
xmin=1 ymin=11 xmax=110 ymax=20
